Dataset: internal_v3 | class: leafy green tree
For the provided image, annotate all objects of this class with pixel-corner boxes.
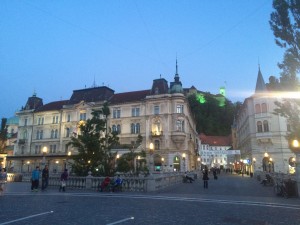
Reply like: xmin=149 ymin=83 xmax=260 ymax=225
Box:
xmin=0 ymin=118 xmax=7 ymax=153
xmin=270 ymin=0 xmax=300 ymax=91
xmin=269 ymin=0 xmax=300 ymax=141
xmin=69 ymin=103 xmax=119 ymax=176
xmin=188 ymin=93 xmax=236 ymax=135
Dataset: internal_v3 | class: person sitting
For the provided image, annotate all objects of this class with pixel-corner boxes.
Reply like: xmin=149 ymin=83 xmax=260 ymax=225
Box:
xmin=185 ymin=172 xmax=195 ymax=183
xmin=99 ymin=176 xmax=111 ymax=192
xmin=261 ymin=174 xmax=272 ymax=186
xmin=112 ymin=175 xmax=123 ymax=192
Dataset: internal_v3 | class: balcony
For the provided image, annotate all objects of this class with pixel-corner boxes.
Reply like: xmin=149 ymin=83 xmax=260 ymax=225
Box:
xmin=171 ymin=131 xmax=186 ymax=148
xmin=151 ymin=131 xmax=163 ymax=137
xmin=18 ymin=139 xmax=26 ymax=145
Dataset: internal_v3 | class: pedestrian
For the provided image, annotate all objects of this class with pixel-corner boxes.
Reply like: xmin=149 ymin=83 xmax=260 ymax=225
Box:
xmin=0 ymin=168 xmax=7 ymax=194
xmin=41 ymin=165 xmax=49 ymax=191
xmin=202 ymin=167 xmax=209 ymax=189
xmin=31 ymin=166 xmax=40 ymax=192
xmin=59 ymin=169 xmax=68 ymax=192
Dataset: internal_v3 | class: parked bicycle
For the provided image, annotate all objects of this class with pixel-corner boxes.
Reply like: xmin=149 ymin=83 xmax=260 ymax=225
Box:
xmin=273 ymin=179 xmax=288 ymax=198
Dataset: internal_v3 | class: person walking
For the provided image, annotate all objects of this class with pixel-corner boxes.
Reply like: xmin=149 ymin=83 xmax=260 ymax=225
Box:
xmin=0 ymin=168 xmax=7 ymax=195
xmin=41 ymin=165 xmax=49 ymax=191
xmin=31 ymin=166 xmax=40 ymax=192
xmin=202 ymin=167 xmax=209 ymax=189
xmin=59 ymin=169 xmax=68 ymax=192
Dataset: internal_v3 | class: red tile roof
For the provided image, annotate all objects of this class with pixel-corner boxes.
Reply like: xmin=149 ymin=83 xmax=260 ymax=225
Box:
xmin=199 ymin=133 xmax=232 ymax=146
xmin=110 ymin=90 xmax=150 ymax=104
xmin=35 ymin=100 xmax=69 ymax=112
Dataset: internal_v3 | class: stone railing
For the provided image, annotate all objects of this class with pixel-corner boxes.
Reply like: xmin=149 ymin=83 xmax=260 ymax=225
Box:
xmin=7 ymin=171 xmax=200 ymax=192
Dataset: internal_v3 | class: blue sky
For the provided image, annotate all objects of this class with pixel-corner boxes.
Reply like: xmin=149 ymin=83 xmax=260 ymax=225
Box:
xmin=1 ymin=0 xmax=284 ymax=118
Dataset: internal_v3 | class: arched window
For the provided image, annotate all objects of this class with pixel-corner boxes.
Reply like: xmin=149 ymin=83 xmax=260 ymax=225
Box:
xmin=54 ymin=129 xmax=58 ymax=138
xmin=263 ymin=120 xmax=269 ymax=132
xmin=112 ymin=125 xmax=117 ymax=132
xmin=51 ymin=130 xmax=54 ymax=139
xmin=261 ymin=103 xmax=267 ymax=113
xmin=257 ymin=121 xmax=263 ymax=133
xmin=255 ymin=104 xmax=261 ymax=114
xmin=131 ymin=123 xmax=135 ymax=134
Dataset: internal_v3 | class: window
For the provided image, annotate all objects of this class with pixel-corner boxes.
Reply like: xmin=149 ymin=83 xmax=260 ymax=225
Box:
xmin=112 ymin=124 xmax=121 ymax=134
xmin=66 ymin=128 xmax=70 ymax=137
xmin=67 ymin=114 xmax=71 ymax=122
xmin=51 ymin=130 xmax=54 ymax=139
xmin=261 ymin=103 xmax=267 ymax=113
xmin=176 ymin=105 xmax=184 ymax=113
xmin=24 ymin=118 xmax=28 ymax=126
xmin=35 ymin=145 xmax=41 ymax=154
xmin=113 ymin=108 xmax=121 ymax=118
xmin=132 ymin=107 xmax=140 ymax=117
xmin=154 ymin=106 xmax=159 ymax=115
xmin=255 ymin=104 xmax=261 ymax=114
xmin=36 ymin=130 xmax=40 ymax=139
xmin=263 ymin=120 xmax=269 ymax=132
xmin=40 ymin=130 xmax=43 ymax=139
xmin=54 ymin=129 xmax=58 ymax=138
xmin=154 ymin=140 xmax=160 ymax=150
xmin=287 ymin=124 xmax=291 ymax=132
xmin=176 ymin=120 xmax=184 ymax=132
xmin=52 ymin=116 xmax=55 ymax=124
xmin=80 ymin=113 xmax=86 ymax=121
xmin=38 ymin=117 xmax=41 ymax=125
xmin=50 ymin=145 xmax=56 ymax=153
xmin=131 ymin=123 xmax=140 ymax=134
xmin=257 ymin=121 xmax=263 ymax=133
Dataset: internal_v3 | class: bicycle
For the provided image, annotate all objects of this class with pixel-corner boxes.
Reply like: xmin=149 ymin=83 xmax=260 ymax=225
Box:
xmin=273 ymin=180 xmax=288 ymax=198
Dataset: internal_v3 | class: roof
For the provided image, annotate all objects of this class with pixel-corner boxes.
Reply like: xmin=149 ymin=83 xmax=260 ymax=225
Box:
xmin=35 ymin=100 xmax=69 ymax=112
xmin=255 ymin=67 xmax=267 ymax=93
xmin=199 ymin=133 xmax=232 ymax=146
xmin=110 ymin=90 xmax=150 ymax=104
xmin=68 ymin=86 xmax=114 ymax=104
xmin=150 ymin=78 xmax=169 ymax=95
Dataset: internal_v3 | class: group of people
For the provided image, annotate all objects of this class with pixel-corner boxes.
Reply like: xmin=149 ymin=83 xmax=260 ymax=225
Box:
xmin=98 ymin=175 xmax=123 ymax=192
xmin=31 ymin=165 xmax=68 ymax=192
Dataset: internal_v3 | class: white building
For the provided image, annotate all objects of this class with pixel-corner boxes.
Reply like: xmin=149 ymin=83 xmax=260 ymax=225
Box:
xmin=236 ymin=67 xmax=294 ymax=174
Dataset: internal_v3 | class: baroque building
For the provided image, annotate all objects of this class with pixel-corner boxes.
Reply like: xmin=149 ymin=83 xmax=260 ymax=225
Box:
xmin=236 ymin=67 xmax=294 ymax=174
xmin=7 ymin=65 xmax=200 ymax=174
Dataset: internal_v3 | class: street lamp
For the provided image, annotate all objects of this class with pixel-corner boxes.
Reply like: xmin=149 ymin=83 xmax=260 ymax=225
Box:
xmin=149 ymin=143 xmax=154 ymax=173
xmin=182 ymin=153 xmax=186 ymax=172
xmin=65 ymin=151 xmax=71 ymax=170
xmin=42 ymin=146 xmax=47 ymax=167
xmin=161 ymin=157 xmax=164 ymax=172
xmin=291 ymin=138 xmax=300 ymax=196
xmin=197 ymin=157 xmax=200 ymax=170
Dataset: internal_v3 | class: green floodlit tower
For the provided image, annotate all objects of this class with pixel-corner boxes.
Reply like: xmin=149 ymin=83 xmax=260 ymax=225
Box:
xmin=218 ymin=86 xmax=226 ymax=107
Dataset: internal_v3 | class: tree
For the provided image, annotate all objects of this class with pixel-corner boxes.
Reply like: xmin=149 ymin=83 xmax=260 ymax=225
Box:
xmin=269 ymin=0 xmax=300 ymax=141
xmin=0 ymin=118 xmax=7 ymax=154
xmin=188 ymin=93 xmax=236 ymax=135
xmin=269 ymin=0 xmax=300 ymax=91
xmin=68 ymin=103 xmax=119 ymax=176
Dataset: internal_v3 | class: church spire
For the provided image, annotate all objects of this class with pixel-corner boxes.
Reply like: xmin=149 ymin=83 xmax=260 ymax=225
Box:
xmin=255 ymin=65 xmax=267 ymax=93
xmin=174 ymin=57 xmax=179 ymax=82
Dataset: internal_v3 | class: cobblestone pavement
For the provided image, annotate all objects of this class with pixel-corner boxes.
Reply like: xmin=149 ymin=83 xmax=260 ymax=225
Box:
xmin=0 ymin=173 xmax=300 ymax=225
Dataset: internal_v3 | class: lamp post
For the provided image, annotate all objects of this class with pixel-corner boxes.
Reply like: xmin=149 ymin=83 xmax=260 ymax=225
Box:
xmin=65 ymin=151 xmax=71 ymax=170
xmin=149 ymin=143 xmax=154 ymax=173
xmin=291 ymin=139 xmax=300 ymax=196
xmin=197 ymin=157 xmax=201 ymax=170
xmin=42 ymin=146 xmax=47 ymax=167
xmin=182 ymin=153 xmax=186 ymax=172
xmin=27 ymin=161 xmax=30 ymax=172
xmin=161 ymin=157 xmax=164 ymax=172
xmin=253 ymin=157 xmax=256 ymax=174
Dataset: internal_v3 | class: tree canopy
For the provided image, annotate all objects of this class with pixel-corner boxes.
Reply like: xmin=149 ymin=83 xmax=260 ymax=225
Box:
xmin=0 ymin=118 xmax=7 ymax=154
xmin=68 ymin=102 xmax=119 ymax=176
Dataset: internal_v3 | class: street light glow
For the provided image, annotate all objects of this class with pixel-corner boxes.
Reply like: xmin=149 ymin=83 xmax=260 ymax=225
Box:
xmin=293 ymin=139 xmax=300 ymax=148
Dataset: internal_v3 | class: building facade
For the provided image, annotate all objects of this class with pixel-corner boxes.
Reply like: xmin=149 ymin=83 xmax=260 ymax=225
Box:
xmin=7 ymin=68 xmax=200 ymax=174
xmin=236 ymin=68 xmax=294 ymax=174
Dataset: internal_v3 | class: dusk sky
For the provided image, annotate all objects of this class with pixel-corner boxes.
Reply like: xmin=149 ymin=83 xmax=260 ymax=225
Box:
xmin=1 ymin=0 xmax=284 ymax=119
